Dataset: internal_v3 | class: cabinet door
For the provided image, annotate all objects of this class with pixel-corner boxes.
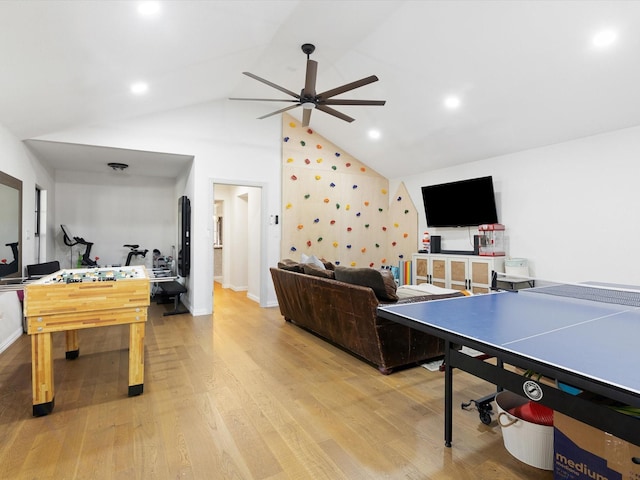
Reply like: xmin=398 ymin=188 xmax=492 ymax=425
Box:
xmin=431 ymin=257 xmax=447 ymax=288
xmin=469 ymin=258 xmax=493 ymax=294
xmin=448 ymin=258 xmax=468 ymax=290
xmin=415 ymin=257 xmax=429 ymax=285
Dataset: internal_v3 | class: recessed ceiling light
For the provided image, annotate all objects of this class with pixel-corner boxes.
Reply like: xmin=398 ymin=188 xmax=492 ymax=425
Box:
xmin=138 ymin=1 xmax=161 ymax=16
xmin=368 ymin=129 xmax=381 ymax=140
xmin=130 ymin=82 xmax=149 ymax=95
xmin=444 ymin=96 xmax=461 ymax=109
xmin=593 ymin=29 xmax=617 ymax=48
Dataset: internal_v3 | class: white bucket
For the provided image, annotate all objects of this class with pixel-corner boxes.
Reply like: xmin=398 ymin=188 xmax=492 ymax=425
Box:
xmin=495 ymin=391 xmax=554 ymax=471
xmin=505 ymin=258 xmax=529 ymax=277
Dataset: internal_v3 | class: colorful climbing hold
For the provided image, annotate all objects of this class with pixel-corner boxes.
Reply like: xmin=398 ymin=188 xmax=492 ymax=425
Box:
xmin=330 ymin=182 xmax=336 ymax=188
xmin=315 ymin=175 xmax=321 ymax=180
xmin=297 ymin=224 xmax=304 ymax=230
xmin=361 ymin=247 xmax=366 ymax=253
xmin=350 ymin=261 xmax=356 ymax=267
xmin=306 ymin=240 xmax=312 ymax=247
xmin=300 ymin=140 xmax=306 ymax=146
xmin=335 ymin=152 xmax=341 ymax=157
xmin=304 ymin=194 xmax=310 ymax=199
xmin=289 ymin=122 xmax=296 ymax=127
xmin=291 ymin=175 xmax=297 ymax=181
xmin=284 ymin=137 xmax=290 ymax=142
xmin=316 ymin=158 xmax=322 ymax=163
xmin=290 ymin=246 xmax=297 ymax=251
xmin=316 ymin=144 xmax=322 ymax=149
xmin=331 ymin=165 xmax=337 ymax=170
xmin=324 ymin=198 xmax=330 ymax=203
xmin=313 ymin=218 xmax=320 ymax=223
xmin=305 ymin=158 xmax=311 ymax=164
xmin=381 ymin=188 xmax=387 ymax=194
xmin=287 ymin=158 xmax=294 ymax=163
xmin=333 ymin=241 xmax=339 ymax=248
xmin=286 ymin=203 xmax=292 ymax=209
xmin=307 ymin=128 xmax=313 ymax=134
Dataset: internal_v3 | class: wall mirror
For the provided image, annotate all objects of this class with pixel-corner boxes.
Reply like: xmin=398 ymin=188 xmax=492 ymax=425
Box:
xmin=0 ymin=171 xmax=22 ymax=279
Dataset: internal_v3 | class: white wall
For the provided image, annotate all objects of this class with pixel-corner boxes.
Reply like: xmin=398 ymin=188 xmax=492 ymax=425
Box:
xmin=0 ymin=123 xmax=56 ymax=352
xmin=54 ymin=171 xmax=177 ymax=268
xmin=396 ymin=125 xmax=640 ymax=285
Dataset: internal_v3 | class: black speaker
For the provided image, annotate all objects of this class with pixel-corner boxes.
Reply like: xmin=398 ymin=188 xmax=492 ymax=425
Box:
xmin=473 ymin=235 xmax=480 ymax=255
xmin=430 ymin=235 xmax=442 ymax=253
xmin=178 ymin=196 xmax=191 ymax=277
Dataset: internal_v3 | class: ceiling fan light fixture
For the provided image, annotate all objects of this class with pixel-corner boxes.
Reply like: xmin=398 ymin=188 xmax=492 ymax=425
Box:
xmin=301 ymin=102 xmax=316 ymax=110
xmin=108 ymin=162 xmax=129 ymax=171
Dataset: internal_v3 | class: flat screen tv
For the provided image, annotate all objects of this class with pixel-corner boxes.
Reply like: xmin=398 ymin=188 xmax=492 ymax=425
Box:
xmin=421 ymin=176 xmax=498 ymax=227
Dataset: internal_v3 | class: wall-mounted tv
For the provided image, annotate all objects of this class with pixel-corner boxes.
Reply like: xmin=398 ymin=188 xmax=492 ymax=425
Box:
xmin=421 ymin=176 xmax=498 ymax=227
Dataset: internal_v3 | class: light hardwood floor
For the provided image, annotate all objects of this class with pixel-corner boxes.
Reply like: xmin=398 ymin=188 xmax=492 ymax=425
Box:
xmin=0 ymin=284 xmax=553 ymax=479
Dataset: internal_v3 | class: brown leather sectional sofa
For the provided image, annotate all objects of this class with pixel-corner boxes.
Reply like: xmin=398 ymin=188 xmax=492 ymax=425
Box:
xmin=270 ymin=265 xmax=463 ymax=374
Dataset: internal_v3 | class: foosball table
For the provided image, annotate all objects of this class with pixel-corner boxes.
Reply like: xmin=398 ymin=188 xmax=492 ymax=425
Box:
xmin=24 ymin=266 xmax=150 ymax=416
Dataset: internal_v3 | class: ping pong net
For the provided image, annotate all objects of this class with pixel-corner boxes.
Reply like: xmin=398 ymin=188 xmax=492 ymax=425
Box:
xmin=524 ymin=282 xmax=640 ymax=308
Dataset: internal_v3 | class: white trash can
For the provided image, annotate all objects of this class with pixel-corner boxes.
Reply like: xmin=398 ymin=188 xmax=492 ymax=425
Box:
xmin=495 ymin=391 xmax=554 ymax=470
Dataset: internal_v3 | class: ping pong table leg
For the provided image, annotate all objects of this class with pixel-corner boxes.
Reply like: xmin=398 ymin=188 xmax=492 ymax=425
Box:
xmin=444 ymin=340 xmax=453 ymax=447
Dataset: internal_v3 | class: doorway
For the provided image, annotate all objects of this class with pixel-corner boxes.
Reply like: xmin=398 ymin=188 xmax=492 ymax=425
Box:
xmin=212 ymin=183 xmax=262 ymax=304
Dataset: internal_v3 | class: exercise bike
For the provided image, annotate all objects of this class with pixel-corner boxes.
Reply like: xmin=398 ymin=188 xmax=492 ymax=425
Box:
xmin=61 ymin=225 xmax=98 ymax=267
xmin=123 ymin=244 xmax=148 ymax=266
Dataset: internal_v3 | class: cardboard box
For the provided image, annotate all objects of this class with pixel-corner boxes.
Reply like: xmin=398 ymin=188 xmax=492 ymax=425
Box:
xmin=554 ymin=412 xmax=640 ymax=480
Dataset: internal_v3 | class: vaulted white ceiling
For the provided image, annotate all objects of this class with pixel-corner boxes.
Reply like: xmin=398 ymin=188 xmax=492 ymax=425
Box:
xmin=1 ymin=1 xmax=639 ymax=179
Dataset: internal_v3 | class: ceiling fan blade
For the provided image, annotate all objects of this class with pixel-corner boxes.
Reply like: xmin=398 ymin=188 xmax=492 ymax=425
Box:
xmin=316 ymin=104 xmax=355 ymax=123
xmin=303 ymin=59 xmax=318 ymax=97
xmin=257 ymin=103 xmax=301 ymax=120
xmin=317 ymin=75 xmax=379 ymax=100
xmin=302 ymin=108 xmax=312 ymax=127
xmin=229 ymin=98 xmax=299 ymax=102
xmin=242 ymin=72 xmax=300 ymax=99
xmin=322 ymin=99 xmax=386 ymax=106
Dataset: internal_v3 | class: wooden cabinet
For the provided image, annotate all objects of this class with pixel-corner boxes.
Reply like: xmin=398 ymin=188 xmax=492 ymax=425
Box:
xmin=412 ymin=253 xmax=504 ymax=294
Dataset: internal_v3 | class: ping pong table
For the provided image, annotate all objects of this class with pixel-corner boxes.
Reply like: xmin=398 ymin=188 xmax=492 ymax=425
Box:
xmin=377 ymin=283 xmax=640 ymax=447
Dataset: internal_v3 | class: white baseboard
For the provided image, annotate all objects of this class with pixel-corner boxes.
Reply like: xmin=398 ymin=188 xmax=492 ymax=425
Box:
xmin=0 ymin=328 xmax=24 ymax=354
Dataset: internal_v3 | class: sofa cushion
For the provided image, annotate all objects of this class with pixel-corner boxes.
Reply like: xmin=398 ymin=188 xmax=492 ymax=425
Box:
xmin=278 ymin=259 xmax=304 ymax=273
xmin=334 ymin=266 xmax=398 ymax=302
xmin=303 ymin=263 xmax=335 ymax=279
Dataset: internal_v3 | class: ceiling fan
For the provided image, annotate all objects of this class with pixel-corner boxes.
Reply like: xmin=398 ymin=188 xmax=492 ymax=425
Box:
xmin=229 ymin=43 xmax=386 ymax=127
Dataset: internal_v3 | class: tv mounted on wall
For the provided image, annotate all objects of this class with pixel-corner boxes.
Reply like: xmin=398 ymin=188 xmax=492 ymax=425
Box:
xmin=421 ymin=176 xmax=498 ymax=227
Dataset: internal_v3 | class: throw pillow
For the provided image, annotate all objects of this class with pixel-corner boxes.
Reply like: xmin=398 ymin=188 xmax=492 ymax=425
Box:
xmin=300 ymin=253 xmax=326 ymax=269
xmin=302 ymin=264 xmax=335 ymax=279
xmin=334 ymin=266 xmax=398 ymax=301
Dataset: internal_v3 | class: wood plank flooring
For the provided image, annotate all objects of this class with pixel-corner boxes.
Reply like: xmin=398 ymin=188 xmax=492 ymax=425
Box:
xmin=0 ymin=284 xmax=553 ymax=479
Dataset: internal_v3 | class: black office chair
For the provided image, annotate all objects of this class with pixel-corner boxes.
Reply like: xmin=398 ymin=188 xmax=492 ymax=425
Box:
xmin=26 ymin=261 xmax=60 ymax=280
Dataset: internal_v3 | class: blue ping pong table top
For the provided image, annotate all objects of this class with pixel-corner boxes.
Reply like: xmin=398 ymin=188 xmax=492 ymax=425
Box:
xmin=378 ymin=290 xmax=640 ymax=397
